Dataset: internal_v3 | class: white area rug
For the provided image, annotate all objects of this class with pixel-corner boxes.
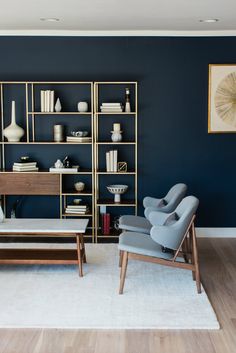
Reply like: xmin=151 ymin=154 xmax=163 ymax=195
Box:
xmin=0 ymin=243 xmax=219 ymax=329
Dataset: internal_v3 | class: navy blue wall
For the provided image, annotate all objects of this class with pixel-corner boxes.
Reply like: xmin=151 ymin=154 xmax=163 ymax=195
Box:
xmin=0 ymin=36 xmax=236 ymax=226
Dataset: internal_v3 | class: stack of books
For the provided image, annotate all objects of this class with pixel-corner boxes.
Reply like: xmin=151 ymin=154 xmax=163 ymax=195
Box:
xmin=65 ymin=204 xmax=89 ymax=215
xmin=40 ymin=90 xmax=55 ymax=112
xmin=106 ymin=150 xmax=118 ymax=172
xmin=100 ymin=103 xmax=123 ymax=113
xmin=66 ymin=136 xmax=92 ymax=143
xmin=13 ymin=161 xmax=39 ymax=172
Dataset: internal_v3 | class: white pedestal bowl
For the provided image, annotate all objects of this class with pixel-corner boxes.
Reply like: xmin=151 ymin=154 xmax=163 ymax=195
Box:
xmin=107 ymin=185 xmax=128 ymax=203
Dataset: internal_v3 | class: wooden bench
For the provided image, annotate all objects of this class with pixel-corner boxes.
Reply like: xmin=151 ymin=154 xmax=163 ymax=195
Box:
xmin=0 ymin=218 xmax=89 ymax=276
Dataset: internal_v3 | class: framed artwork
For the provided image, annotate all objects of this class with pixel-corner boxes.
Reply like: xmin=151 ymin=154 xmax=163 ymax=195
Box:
xmin=208 ymin=64 xmax=236 ymax=133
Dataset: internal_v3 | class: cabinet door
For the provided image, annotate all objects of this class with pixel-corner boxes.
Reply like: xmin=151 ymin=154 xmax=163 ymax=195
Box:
xmin=0 ymin=173 xmax=60 ymax=195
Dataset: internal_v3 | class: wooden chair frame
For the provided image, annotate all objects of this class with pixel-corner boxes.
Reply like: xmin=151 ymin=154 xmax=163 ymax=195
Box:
xmin=119 ymin=215 xmax=201 ymax=294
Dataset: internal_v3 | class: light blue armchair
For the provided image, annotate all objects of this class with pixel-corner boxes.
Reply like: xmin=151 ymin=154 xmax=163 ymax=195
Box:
xmin=119 ymin=183 xmax=187 ymax=235
xmin=118 ymin=196 xmax=201 ymax=294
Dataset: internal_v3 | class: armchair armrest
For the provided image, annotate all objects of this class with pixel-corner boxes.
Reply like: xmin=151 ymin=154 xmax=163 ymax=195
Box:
xmin=143 ymin=196 xmax=165 ymax=208
xmin=147 ymin=210 xmax=177 ymax=225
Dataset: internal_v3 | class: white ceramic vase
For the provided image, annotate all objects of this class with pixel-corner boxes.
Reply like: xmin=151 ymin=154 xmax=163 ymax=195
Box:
xmin=111 ymin=131 xmax=122 ymax=142
xmin=55 ymin=98 xmax=62 ymax=112
xmin=3 ymin=101 xmax=24 ymax=142
xmin=0 ymin=205 xmax=5 ymax=223
xmin=78 ymin=102 xmax=88 ymax=112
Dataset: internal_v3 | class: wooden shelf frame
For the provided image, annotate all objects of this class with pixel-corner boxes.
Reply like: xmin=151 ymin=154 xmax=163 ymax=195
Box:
xmin=0 ymin=81 xmax=95 ymax=242
xmin=0 ymin=81 xmax=138 ymax=243
xmin=94 ymin=81 xmax=138 ymax=242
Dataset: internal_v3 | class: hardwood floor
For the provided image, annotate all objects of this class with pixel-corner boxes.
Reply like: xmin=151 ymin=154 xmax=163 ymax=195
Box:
xmin=0 ymin=238 xmax=236 ymax=353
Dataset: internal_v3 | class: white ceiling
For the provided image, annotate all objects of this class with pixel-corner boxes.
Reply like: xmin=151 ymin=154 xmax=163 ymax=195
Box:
xmin=0 ymin=0 xmax=236 ymax=35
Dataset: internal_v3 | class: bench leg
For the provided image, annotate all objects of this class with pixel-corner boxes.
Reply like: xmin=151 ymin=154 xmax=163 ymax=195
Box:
xmin=80 ymin=234 xmax=87 ymax=263
xmin=76 ymin=234 xmax=83 ymax=277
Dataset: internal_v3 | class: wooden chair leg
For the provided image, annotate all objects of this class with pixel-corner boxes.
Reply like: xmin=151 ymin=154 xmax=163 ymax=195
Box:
xmin=76 ymin=234 xmax=83 ymax=277
xmin=119 ymin=251 xmax=128 ymax=294
xmin=192 ymin=224 xmax=201 ymax=293
xmin=119 ymin=250 xmax=124 ymax=267
xmin=189 ymin=226 xmax=196 ymax=281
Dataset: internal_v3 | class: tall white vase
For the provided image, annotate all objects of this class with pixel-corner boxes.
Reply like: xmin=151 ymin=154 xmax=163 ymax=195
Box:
xmin=3 ymin=101 xmax=24 ymax=142
xmin=0 ymin=205 xmax=4 ymax=223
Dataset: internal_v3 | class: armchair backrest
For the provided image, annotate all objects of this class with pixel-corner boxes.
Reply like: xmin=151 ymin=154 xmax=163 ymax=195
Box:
xmin=144 ymin=183 xmax=187 ymax=217
xmin=163 ymin=183 xmax=188 ymax=213
xmin=149 ymin=196 xmax=199 ymax=250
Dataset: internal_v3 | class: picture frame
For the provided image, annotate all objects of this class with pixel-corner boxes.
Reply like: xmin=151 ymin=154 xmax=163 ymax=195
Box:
xmin=117 ymin=161 xmax=127 ymax=172
xmin=208 ymin=64 xmax=236 ymax=133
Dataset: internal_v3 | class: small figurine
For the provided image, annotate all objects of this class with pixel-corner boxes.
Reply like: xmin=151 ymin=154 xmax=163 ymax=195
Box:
xmin=63 ymin=156 xmax=72 ymax=168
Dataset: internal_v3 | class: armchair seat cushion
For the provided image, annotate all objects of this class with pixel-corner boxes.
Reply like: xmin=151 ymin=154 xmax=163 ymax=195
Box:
xmin=119 ymin=215 xmax=151 ymax=234
xmin=119 ymin=231 xmax=174 ymax=260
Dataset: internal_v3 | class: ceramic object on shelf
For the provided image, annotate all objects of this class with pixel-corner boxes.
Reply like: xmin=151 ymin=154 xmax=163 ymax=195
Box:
xmin=3 ymin=101 xmax=24 ymax=142
xmin=0 ymin=205 xmax=4 ymax=223
xmin=54 ymin=159 xmax=63 ymax=169
xmin=71 ymin=131 xmax=88 ymax=137
xmin=54 ymin=124 xmax=64 ymax=142
xmin=107 ymin=184 xmax=128 ymax=203
xmin=74 ymin=182 xmax=85 ymax=192
xmin=73 ymin=198 xmax=82 ymax=205
xmin=78 ymin=102 xmax=88 ymax=112
xmin=125 ymin=88 xmax=131 ymax=112
xmin=111 ymin=131 xmax=122 ymax=142
xmin=55 ymin=98 xmax=62 ymax=112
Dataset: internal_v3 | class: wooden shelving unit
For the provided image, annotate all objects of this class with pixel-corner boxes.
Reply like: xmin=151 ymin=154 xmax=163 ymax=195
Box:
xmin=0 ymin=81 xmax=138 ymax=243
xmin=94 ymin=81 xmax=138 ymax=242
xmin=0 ymin=81 xmax=95 ymax=242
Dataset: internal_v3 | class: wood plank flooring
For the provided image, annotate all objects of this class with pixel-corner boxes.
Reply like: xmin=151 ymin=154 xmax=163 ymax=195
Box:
xmin=0 ymin=238 xmax=236 ymax=353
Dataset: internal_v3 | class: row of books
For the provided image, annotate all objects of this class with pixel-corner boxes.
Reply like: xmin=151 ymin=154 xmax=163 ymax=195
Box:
xmin=101 ymin=213 xmax=110 ymax=235
xmin=13 ymin=161 xmax=38 ymax=172
xmin=106 ymin=150 xmax=118 ymax=172
xmin=66 ymin=136 xmax=92 ymax=143
xmin=41 ymin=90 xmax=55 ymax=112
xmin=65 ymin=204 xmax=89 ymax=215
xmin=100 ymin=103 xmax=123 ymax=113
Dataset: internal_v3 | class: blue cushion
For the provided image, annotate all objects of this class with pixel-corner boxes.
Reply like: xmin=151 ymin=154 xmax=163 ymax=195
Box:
xmin=118 ymin=231 xmax=174 ymax=259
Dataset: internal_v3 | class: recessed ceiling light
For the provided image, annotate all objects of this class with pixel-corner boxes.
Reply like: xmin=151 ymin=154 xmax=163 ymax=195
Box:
xmin=40 ymin=18 xmax=60 ymax=22
xmin=199 ymin=18 xmax=219 ymax=23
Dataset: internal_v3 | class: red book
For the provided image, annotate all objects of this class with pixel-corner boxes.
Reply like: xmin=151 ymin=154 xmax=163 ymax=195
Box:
xmin=104 ymin=213 xmax=110 ymax=235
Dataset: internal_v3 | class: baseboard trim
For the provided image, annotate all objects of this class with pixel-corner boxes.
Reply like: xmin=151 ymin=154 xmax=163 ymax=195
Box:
xmin=196 ymin=228 xmax=236 ymax=238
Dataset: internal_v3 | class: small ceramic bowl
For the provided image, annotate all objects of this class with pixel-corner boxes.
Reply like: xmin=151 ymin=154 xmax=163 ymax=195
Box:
xmin=73 ymin=198 xmax=82 ymax=205
xmin=71 ymin=131 xmax=88 ymax=137
xmin=74 ymin=182 xmax=85 ymax=192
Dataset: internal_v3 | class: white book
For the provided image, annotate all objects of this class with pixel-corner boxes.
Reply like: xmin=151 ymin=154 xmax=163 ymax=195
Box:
xmin=14 ymin=162 xmax=37 ymax=167
xmin=40 ymin=91 xmax=45 ymax=112
xmin=65 ymin=210 xmax=87 ymax=214
xmin=101 ymin=107 xmax=123 ymax=111
xmin=50 ymin=90 xmax=54 ymax=112
xmin=13 ymin=167 xmax=39 ymax=172
xmin=114 ymin=150 xmax=118 ymax=172
xmin=110 ymin=150 xmax=114 ymax=172
xmin=47 ymin=90 xmax=51 ymax=112
xmin=44 ymin=90 xmax=48 ymax=112
xmin=106 ymin=152 xmax=110 ymax=172
xmin=49 ymin=167 xmax=78 ymax=173
xmin=102 ymin=103 xmax=121 ymax=106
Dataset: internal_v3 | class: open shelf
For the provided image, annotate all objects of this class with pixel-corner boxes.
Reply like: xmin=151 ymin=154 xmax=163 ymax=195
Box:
xmin=62 ymin=213 xmax=93 ymax=217
xmin=28 ymin=112 xmax=92 ymax=115
xmin=97 ymin=199 xmax=136 ymax=206
xmin=1 ymin=142 xmax=92 ymax=145
xmin=96 ymin=142 xmax=135 ymax=145
xmin=1 ymin=170 xmax=92 ymax=175
xmin=62 ymin=191 xmax=93 ymax=196
xmin=96 ymin=112 xmax=136 ymax=115
xmin=96 ymin=171 xmax=135 ymax=175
